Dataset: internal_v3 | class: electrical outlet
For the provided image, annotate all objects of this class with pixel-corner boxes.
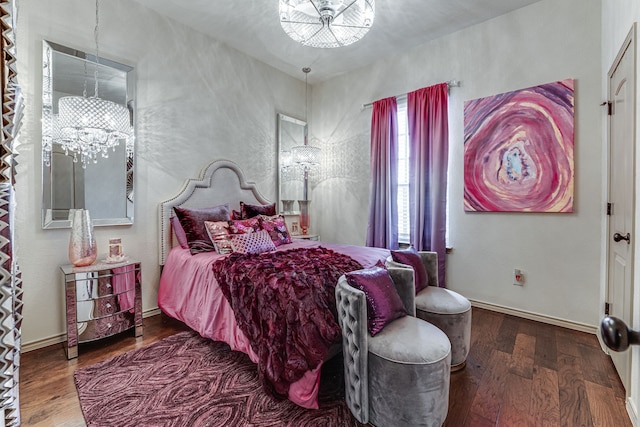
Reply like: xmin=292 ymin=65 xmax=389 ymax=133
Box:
xmin=513 ymin=268 xmax=524 ymax=286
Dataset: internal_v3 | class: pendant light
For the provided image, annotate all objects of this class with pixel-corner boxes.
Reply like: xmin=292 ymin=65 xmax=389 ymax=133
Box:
xmin=55 ymin=0 xmax=133 ymax=168
xmin=291 ymin=67 xmax=320 ymax=199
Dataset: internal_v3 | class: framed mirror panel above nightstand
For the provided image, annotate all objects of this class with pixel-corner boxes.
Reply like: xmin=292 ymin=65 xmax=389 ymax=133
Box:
xmin=42 ymin=40 xmax=135 ymax=229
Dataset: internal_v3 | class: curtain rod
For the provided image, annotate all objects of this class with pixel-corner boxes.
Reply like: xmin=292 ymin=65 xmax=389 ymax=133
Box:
xmin=362 ymin=80 xmax=461 ymax=109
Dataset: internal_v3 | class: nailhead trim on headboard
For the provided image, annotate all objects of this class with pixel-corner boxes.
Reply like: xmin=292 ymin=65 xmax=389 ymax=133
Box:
xmin=158 ymin=159 xmax=271 ymax=266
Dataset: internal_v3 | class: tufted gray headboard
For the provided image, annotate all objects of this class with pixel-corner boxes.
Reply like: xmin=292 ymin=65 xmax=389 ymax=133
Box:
xmin=158 ymin=159 xmax=271 ymax=265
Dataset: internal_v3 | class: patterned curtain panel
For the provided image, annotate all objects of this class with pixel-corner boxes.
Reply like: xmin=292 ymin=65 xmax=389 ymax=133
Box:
xmin=0 ymin=0 xmax=23 ymax=425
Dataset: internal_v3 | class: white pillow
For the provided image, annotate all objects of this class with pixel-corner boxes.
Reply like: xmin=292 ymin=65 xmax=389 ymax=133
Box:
xmin=230 ymin=230 xmax=276 ymax=254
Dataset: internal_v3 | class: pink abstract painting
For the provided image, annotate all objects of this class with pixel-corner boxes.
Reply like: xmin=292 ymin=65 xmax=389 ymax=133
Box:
xmin=463 ymin=79 xmax=574 ymax=212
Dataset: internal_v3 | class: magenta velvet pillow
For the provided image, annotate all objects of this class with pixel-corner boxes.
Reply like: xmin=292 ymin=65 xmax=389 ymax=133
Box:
xmin=259 ymin=214 xmax=292 ymax=246
xmin=173 ymin=204 xmax=231 ymax=254
xmin=391 ymin=246 xmax=429 ymax=293
xmin=170 ymin=216 xmax=189 ymax=249
xmin=230 ymin=230 xmax=276 ymax=254
xmin=345 ymin=266 xmax=407 ymax=336
xmin=240 ymin=201 xmax=276 ymax=219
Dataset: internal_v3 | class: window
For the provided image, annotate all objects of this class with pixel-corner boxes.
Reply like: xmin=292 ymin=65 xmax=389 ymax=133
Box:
xmin=397 ymin=97 xmax=410 ymax=244
xmin=396 ymin=97 xmax=449 ymax=246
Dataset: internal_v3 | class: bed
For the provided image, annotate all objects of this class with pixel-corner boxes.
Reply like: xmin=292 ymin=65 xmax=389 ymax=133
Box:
xmin=157 ymin=160 xmax=390 ymax=409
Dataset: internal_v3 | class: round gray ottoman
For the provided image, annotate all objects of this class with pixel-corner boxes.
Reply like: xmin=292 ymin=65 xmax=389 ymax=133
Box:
xmin=368 ymin=316 xmax=451 ymax=427
xmin=415 ymin=287 xmax=471 ymax=370
xmin=386 ymin=254 xmax=472 ymax=371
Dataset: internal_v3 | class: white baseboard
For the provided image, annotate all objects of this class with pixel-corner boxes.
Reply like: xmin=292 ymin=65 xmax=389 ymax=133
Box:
xmin=470 ymin=299 xmax=597 ymax=334
xmin=22 ymin=335 xmax=63 ymax=354
xmin=628 ymin=398 xmax=638 ymax=427
xmin=142 ymin=308 xmax=162 ymax=318
xmin=22 ymin=308 xmax=163 ymax=353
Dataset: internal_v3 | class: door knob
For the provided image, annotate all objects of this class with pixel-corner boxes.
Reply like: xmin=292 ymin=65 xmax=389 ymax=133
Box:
xmin=600 ymin=316 xmax=640 ymax=352
xmin=613 ymin=232 xmax=631 ymax=243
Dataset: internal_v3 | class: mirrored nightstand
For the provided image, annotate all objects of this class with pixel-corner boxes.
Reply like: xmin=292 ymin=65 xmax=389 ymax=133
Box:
xmin=61 ymin=258 xmax=143 ymax=359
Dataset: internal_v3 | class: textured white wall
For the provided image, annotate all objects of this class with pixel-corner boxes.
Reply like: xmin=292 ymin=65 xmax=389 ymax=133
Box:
xmin=312 ymin=0 xmax=603 ymax=327
xmin=16 ymin=0 xmax=305 ymax=345
xmin=602 ymin=0 xmax=640 ymax=421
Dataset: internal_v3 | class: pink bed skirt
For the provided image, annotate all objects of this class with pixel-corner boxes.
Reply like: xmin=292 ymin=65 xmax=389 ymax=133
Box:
xmin=158 ymin=240 xmax=390 ymax=409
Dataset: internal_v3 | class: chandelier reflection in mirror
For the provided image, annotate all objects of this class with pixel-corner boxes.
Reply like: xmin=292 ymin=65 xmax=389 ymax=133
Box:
xmin=46 ymin=0 xmax=133 ymax=169
xmin=280 ymin=145 xmax=320 ymax=197
xmin=279 ymin=0 xmax=375 ymax=48
xmin=291 ymin=145 xmax=320 ymax=170
xmin=291 ymin=144 xmax=320 ymax=201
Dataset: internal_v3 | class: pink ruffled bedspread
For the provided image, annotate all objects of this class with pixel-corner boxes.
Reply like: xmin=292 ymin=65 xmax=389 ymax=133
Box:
xmin=212 ymin=247 xmax=363 ymax=400
xmin=158 ymin=239 xmax=390 ymax=408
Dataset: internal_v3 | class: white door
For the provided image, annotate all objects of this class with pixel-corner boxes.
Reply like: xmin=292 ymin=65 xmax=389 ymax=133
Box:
xmin=607 ymin=24 xmax=636 ymax=394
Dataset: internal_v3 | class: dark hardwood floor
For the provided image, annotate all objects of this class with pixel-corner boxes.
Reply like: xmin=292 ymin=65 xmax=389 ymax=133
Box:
xmin=445 ymin=308 xmax=630 ymax=427
xmin=20 ymin=308 xmax=631 ymax=426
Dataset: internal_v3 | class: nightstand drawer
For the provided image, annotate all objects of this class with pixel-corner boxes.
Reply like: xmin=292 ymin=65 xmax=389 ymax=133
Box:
xmin=73 ymin=264 xmax=139 ymax=300
xmin=77 ymin=290 xmax=135 ymax=322
xmin=78 ymin=311 xmax=135 ymax=343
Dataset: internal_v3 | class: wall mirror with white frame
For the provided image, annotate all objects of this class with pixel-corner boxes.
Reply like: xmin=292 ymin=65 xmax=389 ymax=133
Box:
xmin=277 ymin=113 xmax=306 ymax=213
xmin=41 ymin=40 xmax=135 ymax=229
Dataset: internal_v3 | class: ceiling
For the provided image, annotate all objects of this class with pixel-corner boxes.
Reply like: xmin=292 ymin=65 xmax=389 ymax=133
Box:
xmin=132 ymin=0 xmax=542 ymax=83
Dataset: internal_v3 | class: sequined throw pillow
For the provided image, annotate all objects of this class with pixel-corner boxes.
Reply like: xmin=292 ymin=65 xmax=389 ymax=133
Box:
xmin=204 ymin=221 xmax=233 ymax=255
xmin=345 ymin=266 xmax=407 ymax=336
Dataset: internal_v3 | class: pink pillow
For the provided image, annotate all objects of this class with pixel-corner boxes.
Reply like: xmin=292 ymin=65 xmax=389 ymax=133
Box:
xmin=391 ymin=246 xmax=429 ymax=293
xmin=230 ymin=230 xmax=276 ymax=254
xmin=228 ymin=217 xmax=261 ymax=234
xmin=170 ymin=216 xmax=189 ymax=249
xmin=204 ymin=221 xmax=233 ymax=254
xmin=345 ymin=266 xmax=407 ymax=336
xmin=259 ymin=214 xmax=292 ymax=246
xmin=173 ymin=205 xmax=231 ymax=254
xmin=240 ymin=201 xmax=276 ymax=219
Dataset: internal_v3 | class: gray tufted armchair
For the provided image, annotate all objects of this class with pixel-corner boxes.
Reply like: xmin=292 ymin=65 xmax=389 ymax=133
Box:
xmin=336 ymin=265 xmax=451 ymax=427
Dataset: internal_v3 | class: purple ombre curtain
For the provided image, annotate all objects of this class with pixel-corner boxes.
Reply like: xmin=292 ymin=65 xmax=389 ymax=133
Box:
xmin=407 ymin=83 xmax=449 ymax=286
xmin=366 ymin=97 xmax=399 ymax=249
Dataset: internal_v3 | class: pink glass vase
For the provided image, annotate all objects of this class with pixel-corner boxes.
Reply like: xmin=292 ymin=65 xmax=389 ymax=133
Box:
xmin=69 ymin=209 xmax=97 ymax=267
xmin=298 ymin=200 xmax=310 ymax=235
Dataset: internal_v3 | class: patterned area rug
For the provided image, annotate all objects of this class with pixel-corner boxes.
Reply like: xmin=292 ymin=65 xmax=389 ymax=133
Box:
xmin=74 ymin=331 xmax=362 ymax=426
